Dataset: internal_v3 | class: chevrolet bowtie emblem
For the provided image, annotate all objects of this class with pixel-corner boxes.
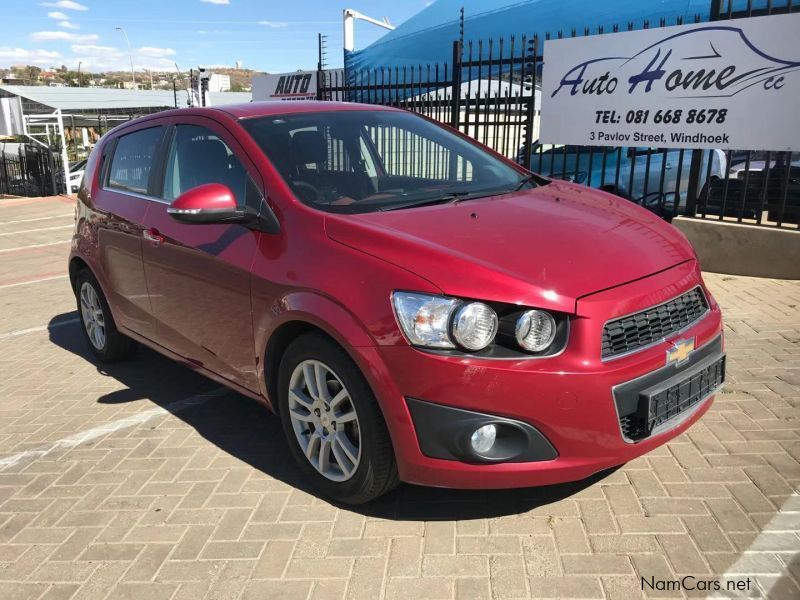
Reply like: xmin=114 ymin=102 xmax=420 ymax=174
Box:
xmin=666 ymin=338 xmax=695 ymax=366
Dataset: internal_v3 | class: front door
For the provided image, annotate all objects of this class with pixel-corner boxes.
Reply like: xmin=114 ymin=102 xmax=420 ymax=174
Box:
xmin=141 ymin=117 xmax=262 ymax=391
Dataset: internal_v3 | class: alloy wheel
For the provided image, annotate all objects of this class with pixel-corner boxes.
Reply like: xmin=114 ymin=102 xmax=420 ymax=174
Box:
xmin=287 ymin=359 xmax=361 ymax=482
xmin=79 ymin=281 xmax=106 ymax=350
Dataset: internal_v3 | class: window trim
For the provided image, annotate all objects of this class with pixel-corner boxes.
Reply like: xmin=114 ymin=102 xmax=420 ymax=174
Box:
xmin=150 ymin=125 xmax=175 ymax=201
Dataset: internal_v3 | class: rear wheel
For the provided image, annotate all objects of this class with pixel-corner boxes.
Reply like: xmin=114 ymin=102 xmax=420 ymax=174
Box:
xmin=75 ymin=270 xmax=136 ymax=362
xmin=277 ymin=332 xmax=398 ymax=504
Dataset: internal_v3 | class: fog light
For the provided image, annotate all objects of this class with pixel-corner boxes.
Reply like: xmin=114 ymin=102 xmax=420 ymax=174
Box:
xmin=470 ymin=424 xmax=497 ymax=454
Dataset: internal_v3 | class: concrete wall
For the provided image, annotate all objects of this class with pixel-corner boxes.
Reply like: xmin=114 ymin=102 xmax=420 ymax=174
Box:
xmin=672 ymin=217 xmax=800 ymax=280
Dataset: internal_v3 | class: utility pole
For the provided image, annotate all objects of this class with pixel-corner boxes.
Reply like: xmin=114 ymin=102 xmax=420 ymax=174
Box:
xmin=77 ymin=61 xmax=82 ymax=87
xmin=115 ymin=26 xmax=136 ymax=87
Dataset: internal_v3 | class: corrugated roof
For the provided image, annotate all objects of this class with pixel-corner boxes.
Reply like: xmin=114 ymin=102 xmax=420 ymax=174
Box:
xmin=0 ymin=85 xmax=251 ymax=111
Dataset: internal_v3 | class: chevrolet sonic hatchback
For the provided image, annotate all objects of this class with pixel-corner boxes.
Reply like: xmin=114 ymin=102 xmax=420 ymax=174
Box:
xmin=70 ymin=102 xmax=725 ymax=504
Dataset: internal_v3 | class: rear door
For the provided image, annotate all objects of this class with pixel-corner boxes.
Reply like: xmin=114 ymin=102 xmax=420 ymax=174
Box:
xmin=140 ymin=116 xmax=262 ymax=391
xmin=95 ymin=122 xmax=167 ymax=338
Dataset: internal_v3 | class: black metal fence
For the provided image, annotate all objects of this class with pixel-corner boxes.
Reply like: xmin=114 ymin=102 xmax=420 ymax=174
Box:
xmin=0 ymin=145 xmax=66 ymax=197
xmin=322 ymin=0 xmax=799 ymax=228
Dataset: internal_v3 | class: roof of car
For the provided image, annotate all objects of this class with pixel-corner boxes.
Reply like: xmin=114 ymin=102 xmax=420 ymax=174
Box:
xmin=105 ymin=101 xmax=406 ymax=137
xmin=214 ymin=101 xmax=401 ymax=119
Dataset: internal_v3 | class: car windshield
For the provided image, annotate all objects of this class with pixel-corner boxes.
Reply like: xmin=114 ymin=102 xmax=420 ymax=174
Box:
xmin=241 ymin=110 xmax=542 ymax=213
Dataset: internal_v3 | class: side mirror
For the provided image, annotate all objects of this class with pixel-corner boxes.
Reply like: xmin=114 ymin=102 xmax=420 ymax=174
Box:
xmin=167 ymin=183 xmax=280 ymax=233
xmin=168 ymin=183 xmax=239 ymax=224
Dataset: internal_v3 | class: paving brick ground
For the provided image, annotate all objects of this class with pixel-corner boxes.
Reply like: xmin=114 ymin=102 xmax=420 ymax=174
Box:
xmin=0 ymin=196 xmax=798 ymax=599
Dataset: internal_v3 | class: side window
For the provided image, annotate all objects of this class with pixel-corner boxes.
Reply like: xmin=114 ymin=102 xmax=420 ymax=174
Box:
xmin=107 ymin=127 xmax=163 ymax=194
xmin=163 ymin=124 xmax=249 ymax=206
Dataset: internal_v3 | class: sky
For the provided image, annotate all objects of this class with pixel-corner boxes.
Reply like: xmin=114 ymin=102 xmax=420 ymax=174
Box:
xmin=1 ymin=0 xmax=435 ymax=74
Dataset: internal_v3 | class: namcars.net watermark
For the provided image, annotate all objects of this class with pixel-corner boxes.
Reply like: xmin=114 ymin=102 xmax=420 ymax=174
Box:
xmin=642 ymin=576 xmax=753 ymax=593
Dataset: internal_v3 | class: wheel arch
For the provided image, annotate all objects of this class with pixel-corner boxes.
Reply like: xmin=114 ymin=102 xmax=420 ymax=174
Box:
xmin=263 ymin=320 xmax=328 ymax=411
xmin=256 ymin=289 xmax=379 ymax=408
xmin=69 ymin=256 xmax=119 ymax=327
xmin=68 ymin=255 xmax=91 ymax=292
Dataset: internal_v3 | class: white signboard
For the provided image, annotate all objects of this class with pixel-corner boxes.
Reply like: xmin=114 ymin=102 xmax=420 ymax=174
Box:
xmin=252 ymin=69 xmax=344 ymax=102
xmin=540 ymin=13 xmax=800 ymax=151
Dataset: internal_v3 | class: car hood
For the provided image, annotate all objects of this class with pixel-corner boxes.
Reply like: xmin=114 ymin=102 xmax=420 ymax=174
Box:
xmin=324 ymin=181 xmax=695 ymax=313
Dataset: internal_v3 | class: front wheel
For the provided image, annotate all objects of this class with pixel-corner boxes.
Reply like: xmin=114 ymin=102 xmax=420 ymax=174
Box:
xmin=75 ymin=270 xmax=136 ymax=362
xmin=277 ymin=332 xmax=398 ymax=504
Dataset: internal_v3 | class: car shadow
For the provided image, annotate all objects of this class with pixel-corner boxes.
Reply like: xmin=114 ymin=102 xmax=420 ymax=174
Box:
xmin=48 ymin=312 xmax=617 ymax=520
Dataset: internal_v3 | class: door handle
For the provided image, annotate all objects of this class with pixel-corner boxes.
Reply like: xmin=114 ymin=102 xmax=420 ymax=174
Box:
xmin=143 ymin=228 xmax=164 ymax=246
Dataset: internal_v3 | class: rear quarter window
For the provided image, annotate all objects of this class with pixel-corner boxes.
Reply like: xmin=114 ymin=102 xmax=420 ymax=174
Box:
xmin=106 ymin=126 xmax=164 ymax=194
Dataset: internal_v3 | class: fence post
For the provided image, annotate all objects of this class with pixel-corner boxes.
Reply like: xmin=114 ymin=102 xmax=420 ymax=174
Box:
xmin=522 ymin=36 xmax=538 ymax=169
xmin=46 ymin=148 xmax=59 ymax=196
xmin=19 ymin=147 xmax=30 ymax=197
xmin=450 ymin=40 xmax=462 ymax=130
xmin=317 ymin=33 xmax=324 ymax=101
xmin=686 ymin=0 xmax=723 ymax=216
xmin=0 ymin=152 xmax=9 ymax=195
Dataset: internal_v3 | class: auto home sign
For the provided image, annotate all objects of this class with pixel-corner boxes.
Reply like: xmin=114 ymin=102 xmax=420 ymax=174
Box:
xmin=540 ymin=13 xmax=800 ymax=151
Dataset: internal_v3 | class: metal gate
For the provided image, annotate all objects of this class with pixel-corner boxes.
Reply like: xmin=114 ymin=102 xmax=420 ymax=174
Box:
xmin=0 ymin=144 xmax=66 ymax=197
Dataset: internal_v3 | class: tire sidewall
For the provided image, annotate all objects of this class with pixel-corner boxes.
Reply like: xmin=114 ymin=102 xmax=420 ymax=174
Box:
xmin=277 ymin=335 xmax=386 ymax=503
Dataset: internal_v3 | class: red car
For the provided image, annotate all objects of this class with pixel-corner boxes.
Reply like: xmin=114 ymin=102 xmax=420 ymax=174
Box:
xmin=69 ymin=102 xmax=724 ymax=504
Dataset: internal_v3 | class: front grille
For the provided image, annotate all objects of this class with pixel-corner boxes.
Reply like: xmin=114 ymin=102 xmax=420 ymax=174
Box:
xmin=619 ymin=356 xmax=725 ymax=441
xmin=602 ymin=287 xmax=708 ymax=359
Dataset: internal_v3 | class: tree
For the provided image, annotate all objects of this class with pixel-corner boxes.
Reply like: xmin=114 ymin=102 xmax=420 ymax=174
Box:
xmin=27 ymin=66 xmax=42 ymax=83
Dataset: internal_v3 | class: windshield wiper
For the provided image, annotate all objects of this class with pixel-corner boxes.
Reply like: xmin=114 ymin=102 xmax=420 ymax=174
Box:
xmin=512 ymin=173 xmax=538 ymax=192
xmin=378 ymin=191 xmax=474 ymax=211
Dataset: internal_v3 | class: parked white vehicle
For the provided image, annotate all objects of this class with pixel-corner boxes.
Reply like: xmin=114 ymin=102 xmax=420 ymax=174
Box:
xmin=68 ymin=159 xmax=87 ymax=193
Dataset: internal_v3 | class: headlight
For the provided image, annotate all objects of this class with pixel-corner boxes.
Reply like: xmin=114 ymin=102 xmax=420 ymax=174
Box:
xmin=451 ymin=302 xmax=498 ymax=351
xmin=393 ymin=292 xmax=561 ymax=355
xmin=515 ymin=309 xmax=556 ymax=352
xmin=392 ymin=292 xmax=459 ymax=348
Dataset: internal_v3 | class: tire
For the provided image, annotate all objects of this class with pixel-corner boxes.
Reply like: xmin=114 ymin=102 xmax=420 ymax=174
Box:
xmin=75 ymin=269 xmax=136 ymax=362
xmin=277 ymin=332 xmax=398 ymax=504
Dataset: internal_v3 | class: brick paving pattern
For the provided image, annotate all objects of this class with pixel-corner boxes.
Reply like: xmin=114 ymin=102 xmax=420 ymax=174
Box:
xmin=0 ymin=197 xmax=798 ymax=599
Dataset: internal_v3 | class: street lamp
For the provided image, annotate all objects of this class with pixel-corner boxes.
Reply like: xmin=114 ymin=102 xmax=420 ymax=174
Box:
xmin=115 ymin=26 xmax=136 ymax=87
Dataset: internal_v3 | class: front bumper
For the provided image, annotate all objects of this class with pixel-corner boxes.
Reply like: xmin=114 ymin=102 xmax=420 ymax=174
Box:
xmin=350 ymin=262 xmax=724 ymax=489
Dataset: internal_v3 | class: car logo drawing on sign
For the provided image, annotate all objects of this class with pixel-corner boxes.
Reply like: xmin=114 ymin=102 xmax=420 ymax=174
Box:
xmin=666 ymin=338 xmax=695 ymax=366
xmin=550 ymin=25 xmax=800 ymax=101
